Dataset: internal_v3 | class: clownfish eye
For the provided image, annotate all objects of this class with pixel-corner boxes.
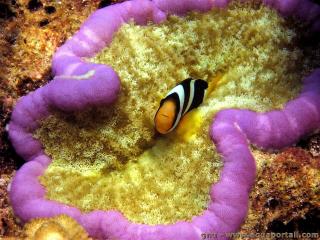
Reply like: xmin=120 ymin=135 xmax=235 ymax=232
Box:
xmin=154 ymin=99 xmax=176 ymax=134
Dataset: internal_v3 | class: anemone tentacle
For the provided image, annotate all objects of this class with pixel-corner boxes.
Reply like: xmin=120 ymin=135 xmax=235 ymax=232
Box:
xmin=7 ymin=0 xmax=320 ymax=239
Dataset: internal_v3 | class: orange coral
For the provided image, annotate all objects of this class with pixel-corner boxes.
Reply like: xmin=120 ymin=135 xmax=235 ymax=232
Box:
xmin=23 ymin=214 xmax=91 ymax=240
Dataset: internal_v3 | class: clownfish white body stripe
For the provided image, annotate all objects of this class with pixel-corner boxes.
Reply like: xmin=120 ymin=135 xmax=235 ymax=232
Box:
xmin=154 ymin=78 xmax=208 ymax=134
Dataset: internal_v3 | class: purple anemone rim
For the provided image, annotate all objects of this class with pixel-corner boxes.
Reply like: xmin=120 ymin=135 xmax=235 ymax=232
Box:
xmin=7 ymin=0 xmax=320 ymax=239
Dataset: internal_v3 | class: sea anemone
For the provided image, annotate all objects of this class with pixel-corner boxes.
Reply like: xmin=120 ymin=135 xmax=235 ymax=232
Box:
xmin=6 ymin=0 xmax=320 ymax=239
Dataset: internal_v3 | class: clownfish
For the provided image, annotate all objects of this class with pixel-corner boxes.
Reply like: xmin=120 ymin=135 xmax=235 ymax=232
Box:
xmin=154 ymin=78 xmax=208 ymax=134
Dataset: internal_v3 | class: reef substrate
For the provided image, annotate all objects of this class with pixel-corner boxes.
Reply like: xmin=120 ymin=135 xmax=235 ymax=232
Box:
xmin=0 ymin=0 xmax=120 ymax=238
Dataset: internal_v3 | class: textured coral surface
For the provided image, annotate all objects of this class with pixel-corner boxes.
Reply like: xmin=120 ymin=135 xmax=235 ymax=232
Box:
xmin=37 ymin=2 xmax=314 ymax=225
xmin=0 ymin=171 xmax=23 ymax=238
xmin=238 ymin=147 xmax=320 ymax=239
xmin=1 ymin=0 xmax=320 ymax=239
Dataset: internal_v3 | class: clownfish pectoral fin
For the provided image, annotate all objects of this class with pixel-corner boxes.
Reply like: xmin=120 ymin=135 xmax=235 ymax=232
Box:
xmin=175 ymin=109 xmax=203 ymax=142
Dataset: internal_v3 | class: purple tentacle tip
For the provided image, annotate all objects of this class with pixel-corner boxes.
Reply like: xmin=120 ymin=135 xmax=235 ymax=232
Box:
xmin=6 ymin=0 xmax=320 ymax=239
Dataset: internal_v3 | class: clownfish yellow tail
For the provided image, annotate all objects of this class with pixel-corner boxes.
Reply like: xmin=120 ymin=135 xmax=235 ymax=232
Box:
xmin=205 ymin=72 xmax=225 ymax=98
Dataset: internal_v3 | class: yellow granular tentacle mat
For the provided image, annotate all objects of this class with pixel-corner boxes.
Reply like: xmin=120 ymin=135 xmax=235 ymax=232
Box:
xmin=35 ymin=3 xmax=315 ymax=225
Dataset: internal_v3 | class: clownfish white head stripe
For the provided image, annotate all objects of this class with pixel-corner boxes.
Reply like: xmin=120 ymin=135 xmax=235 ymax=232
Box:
xmin=154 ymin=78 xmax=208 ymax=134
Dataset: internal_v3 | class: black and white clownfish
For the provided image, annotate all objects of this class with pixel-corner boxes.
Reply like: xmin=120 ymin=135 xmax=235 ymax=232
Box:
xmin=154 ymin=78 xmax=208 ymax=134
